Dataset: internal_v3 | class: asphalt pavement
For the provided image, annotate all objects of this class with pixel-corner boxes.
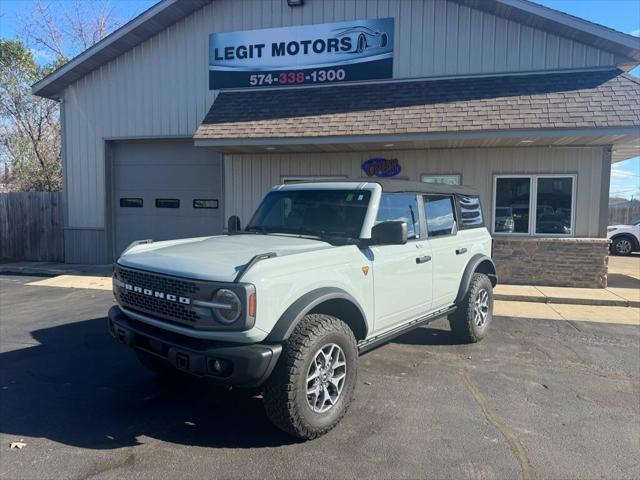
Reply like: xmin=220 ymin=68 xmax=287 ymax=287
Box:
xmin=0 ymin=275 xmax=638 ymax=480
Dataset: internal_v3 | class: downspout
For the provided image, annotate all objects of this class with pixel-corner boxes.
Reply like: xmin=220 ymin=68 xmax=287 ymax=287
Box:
xmin=598 ymin=146 xmax=612 ymax=237
xmin=59 ymin=98 xmax=69 ymax=261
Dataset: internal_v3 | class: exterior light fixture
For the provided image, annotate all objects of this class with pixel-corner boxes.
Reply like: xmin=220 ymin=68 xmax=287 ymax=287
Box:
xmin=520 ymin=139 xmax=534 ymax=144
xmin=384 ymin=143 xmax=395 ymax=147
xmin=265 ymin=146 xmax=276 ymax=150
xmin=287 ymin=0 xmax=304 ymax=6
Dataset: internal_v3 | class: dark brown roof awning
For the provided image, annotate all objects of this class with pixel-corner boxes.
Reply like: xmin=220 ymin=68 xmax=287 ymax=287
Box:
xmin=195 ymin=69 xmax=640 ymax=144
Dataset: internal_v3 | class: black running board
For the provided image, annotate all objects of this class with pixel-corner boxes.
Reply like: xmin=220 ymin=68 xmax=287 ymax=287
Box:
xmin=357 ymin=305 xmax=457 ymax=354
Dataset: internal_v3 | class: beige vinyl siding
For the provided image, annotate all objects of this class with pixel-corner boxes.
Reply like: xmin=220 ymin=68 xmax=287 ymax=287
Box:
xmin=61 ymin=0 xmax=616 ymax=228
xmin=223 ymin=147 xmax=605 ymax=237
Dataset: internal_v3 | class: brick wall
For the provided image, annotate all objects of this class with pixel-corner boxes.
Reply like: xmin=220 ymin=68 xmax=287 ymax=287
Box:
xmin=492 ymin=237 xmax=610 ymax=288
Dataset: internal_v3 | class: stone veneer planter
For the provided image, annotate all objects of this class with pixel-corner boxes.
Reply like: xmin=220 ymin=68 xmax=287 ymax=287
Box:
xmin=492 ymin=237 xmax=610 ymax=288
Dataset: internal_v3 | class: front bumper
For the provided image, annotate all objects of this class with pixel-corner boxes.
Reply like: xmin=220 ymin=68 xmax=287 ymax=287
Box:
xmin=108 ymin=306 xmax=282 ymax=388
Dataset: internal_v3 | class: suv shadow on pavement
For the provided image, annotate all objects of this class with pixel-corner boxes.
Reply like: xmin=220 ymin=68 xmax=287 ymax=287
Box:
xmin=391 ymin=324 xmax=461 ymax=347
xmin=0 ymin=317 xmax=299 ymax=450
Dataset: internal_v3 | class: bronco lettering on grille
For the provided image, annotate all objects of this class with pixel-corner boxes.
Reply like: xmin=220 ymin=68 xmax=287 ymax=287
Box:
xmin=114 ymin=278 xmax=191 ymax=305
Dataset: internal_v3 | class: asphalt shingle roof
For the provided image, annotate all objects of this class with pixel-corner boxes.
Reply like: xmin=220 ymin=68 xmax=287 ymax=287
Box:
xmin=194 ymin=69 xmax=640 ymax=140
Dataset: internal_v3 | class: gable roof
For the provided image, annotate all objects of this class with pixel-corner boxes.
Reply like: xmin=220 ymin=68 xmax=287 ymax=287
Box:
xmin=194 ymin=69 xmax=640 ymax=141
xmin=32 ymin=0 xmax=640 ymax=99
xmin=459 ymin=0 xmax=640 ymax=63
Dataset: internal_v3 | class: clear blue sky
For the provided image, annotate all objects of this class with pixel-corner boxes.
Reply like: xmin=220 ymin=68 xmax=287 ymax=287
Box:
xmin=1 ymin=0 xmax=638 ymax=198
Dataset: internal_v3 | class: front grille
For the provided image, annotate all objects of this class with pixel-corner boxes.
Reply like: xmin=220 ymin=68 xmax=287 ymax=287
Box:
xmin=119 ymin=290 xmax=200 ymax=324
xmin=114 ymin=266 xmax=202 ymax=327
xmin=117 ymin=267 xmax=199 ymax=297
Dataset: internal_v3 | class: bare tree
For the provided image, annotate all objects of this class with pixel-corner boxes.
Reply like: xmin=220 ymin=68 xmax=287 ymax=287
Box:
xmin=0 ymin=1 xmax=124 ymax=192
xmin=21 ymin=0 xmax=121 ymax=62
xmin=0 ymin=40 xmax=62 ymax=191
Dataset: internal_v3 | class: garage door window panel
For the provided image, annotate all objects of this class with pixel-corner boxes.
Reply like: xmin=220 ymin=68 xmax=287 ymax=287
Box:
xmin=120 ymin=198 xmax=143 ymax=208
xmin=155 ymin=199 xmax=180 ymax=209
xmin=193 ymin=199 xmax=219 ymax=209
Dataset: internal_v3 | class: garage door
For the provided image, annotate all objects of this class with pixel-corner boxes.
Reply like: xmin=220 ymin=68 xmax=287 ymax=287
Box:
xmin=112 ymin=141 xmax=223 ymax=256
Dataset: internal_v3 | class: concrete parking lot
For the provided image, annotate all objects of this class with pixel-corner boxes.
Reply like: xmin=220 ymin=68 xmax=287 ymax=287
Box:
xmin=1 ymin=274 xmax=639 ymax=480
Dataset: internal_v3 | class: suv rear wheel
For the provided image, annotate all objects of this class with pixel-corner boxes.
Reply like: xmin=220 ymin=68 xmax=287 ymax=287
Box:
xmin=263 ymin=313 xmax=358 ymax=440
xmin=449 ymin=273 xmax=494 ymax=343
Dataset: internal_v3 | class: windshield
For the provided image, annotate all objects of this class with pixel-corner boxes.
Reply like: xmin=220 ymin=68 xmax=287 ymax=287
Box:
xmin=246 ymin=189 xmax=371 ymax=240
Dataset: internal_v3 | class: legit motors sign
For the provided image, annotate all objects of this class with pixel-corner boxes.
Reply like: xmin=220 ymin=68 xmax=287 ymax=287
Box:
xmin=208 ymin=18 xmax=394 ymax=89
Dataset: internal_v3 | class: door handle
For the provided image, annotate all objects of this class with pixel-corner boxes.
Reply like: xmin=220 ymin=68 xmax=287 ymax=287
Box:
xmin=456 ymin=248 xmax=468 ymax=255
xmin=416 ymin=255 xmax=431 ymax=264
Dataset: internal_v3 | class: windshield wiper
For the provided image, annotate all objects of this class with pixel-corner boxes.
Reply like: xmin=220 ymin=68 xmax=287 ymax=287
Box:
xmin=245 ymin=225 xmax=269 ymax=234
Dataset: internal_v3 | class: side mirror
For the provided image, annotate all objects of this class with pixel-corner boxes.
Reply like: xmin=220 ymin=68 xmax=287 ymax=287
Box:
xmin=228 ymin=215 xmax=241 ymax=234
xmin=371 ymin=221 xmax=408 ymax=245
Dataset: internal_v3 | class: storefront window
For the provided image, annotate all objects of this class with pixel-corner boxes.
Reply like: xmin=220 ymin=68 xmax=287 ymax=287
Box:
xmin=421 ymin=174 xmax=460 ymax=185
xmin=494 ymin=175 xmax=575 ymax=236
xmin=535 ymin=177 xmax=574 ymax=235
xmin=494 ymin=177 xmax=531 ymax=233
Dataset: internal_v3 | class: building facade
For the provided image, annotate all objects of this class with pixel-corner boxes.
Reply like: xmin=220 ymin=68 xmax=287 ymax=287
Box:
xmin=33 ymin=0 xmax=640 ymax=287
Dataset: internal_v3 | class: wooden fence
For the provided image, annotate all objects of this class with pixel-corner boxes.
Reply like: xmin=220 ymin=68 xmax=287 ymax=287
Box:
xmin=0 ymin=192 xmax=64 ymax=262
xmin=609 ymin=200 xmax=640 ymax=226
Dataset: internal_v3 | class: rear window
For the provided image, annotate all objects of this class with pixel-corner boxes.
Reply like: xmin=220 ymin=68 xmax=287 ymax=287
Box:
xmin=424 ymin=195 xmax=456 ymax=237
xmin=456 ymin=195 xmax=484 ymax=229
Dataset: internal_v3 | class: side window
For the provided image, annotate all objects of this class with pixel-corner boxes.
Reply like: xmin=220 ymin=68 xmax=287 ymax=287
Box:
xmin=376 ymin=194 xmax=420 ymax=239
xmin=457 ymin=195 xmax=484 ymax=229
xmin=424 ymin=195 xmax=456 ymax=237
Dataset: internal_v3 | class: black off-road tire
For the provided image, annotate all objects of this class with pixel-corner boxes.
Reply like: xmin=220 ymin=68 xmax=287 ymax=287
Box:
xmin=610 ymin=236 xmax=635 ymax=256
xmin=263 ymin=314 xmax=358 ymax=440
xmin=449 ymin=273 xmax=494 ymax=343
xmin=135 ymin=350 xmax=189 ymax=382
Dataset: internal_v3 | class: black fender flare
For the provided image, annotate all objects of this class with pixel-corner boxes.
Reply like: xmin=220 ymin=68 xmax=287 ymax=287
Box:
xmin=265 ymin=287 xmax=368 ymax=343
xmin=455 ymin=254 xmax=498 ymax=304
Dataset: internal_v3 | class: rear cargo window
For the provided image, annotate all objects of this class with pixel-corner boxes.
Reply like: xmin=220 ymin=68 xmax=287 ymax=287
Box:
xmin=457 ymin=195 xmax=484 ymax=229
xmin=119 ymin=198 xmax=143 ymax=208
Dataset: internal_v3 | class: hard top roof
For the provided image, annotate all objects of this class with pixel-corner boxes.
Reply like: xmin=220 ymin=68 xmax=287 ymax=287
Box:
xmin=282 ymin=178 xmax=479 ymax=196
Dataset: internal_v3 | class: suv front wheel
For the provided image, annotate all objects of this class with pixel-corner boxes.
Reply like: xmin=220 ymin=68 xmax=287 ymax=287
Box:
xmin=611 ymin=236 xmax=635 ymax=256
xmin=449 ymin=273 xmax=494 ymax=343
xmin=263 ymin=313 xmax=358 ymax=439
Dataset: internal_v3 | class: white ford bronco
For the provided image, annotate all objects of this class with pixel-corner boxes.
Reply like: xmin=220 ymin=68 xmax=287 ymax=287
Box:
xmin=109 ymin=179 xmax=497 ymax=439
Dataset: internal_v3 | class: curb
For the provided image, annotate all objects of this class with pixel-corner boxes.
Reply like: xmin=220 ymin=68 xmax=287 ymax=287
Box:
xmin=0 ymin=266 xmax=112 ymax=277
xmin=494 ymin=293 xmax=639 ymax=308
xmin=0 ymin=267 xmax=68 ymax=277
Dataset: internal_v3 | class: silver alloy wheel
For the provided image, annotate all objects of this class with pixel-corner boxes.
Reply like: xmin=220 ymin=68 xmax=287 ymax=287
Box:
xmin=473 ymin=288 xmax=490 ymax=327
xmin=615 ymin=239 xmax=633 ymax=254
xmin=306 ymin=343 xmax=347 ymax=414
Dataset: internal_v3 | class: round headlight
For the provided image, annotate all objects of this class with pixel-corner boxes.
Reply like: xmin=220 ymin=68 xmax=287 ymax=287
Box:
xmin=213 ymin=289 xmax=242 ymax=324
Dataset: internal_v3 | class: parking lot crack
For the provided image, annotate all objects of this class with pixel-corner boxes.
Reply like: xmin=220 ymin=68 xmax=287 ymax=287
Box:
xmin=461 ymin=367 xmax=535 ymax=480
